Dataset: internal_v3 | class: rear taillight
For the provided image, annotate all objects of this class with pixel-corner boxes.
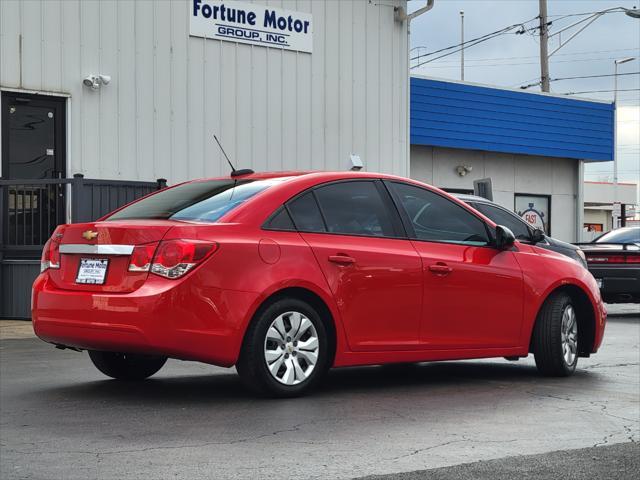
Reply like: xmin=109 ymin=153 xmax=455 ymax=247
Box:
xmin=587 ymin=254 xmax=638 ymax=264
xmin=128 ymin=242 xmax=159 ymax=272
xmin=41 ymin=226 xmax=66 ymax=272
xmin=150 ymin=239 xmax=218 ymax=279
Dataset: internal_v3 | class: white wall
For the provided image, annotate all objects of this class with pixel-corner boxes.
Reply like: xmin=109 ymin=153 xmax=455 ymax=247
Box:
xmin=411 ymin=145 xmax=580 ymax=242
xmin=0 ymin=0 xmax=408 ymax=183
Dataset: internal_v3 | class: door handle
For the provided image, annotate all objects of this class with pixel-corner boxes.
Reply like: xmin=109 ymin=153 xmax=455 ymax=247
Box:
xmin=429 ymin=263 xmax=452 ymax=275
xmin=328 ymin=254 xmax=356 ymax=265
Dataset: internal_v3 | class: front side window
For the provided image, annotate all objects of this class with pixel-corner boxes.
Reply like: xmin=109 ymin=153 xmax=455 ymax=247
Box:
xmin=107 ymin=178 xmax=286 ymax=223
xmin=313 ymin=181 xmax=397 ymax=238
xmin=390 ymin=182 xmax=490 ymax=246
xmin=469 ymin=202 xmax=532 ymax=241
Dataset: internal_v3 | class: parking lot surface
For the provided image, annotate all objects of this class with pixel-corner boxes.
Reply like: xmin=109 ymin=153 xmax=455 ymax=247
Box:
xmin=1 ymin=314 xmax=638 ymax=480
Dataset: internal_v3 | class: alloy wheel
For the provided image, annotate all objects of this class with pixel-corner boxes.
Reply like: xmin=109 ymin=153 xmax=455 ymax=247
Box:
xmin=560 ymin=305 xmax=578 ymax=366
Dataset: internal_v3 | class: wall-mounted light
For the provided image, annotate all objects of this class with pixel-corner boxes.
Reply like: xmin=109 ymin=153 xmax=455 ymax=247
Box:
xmin=82 ymin=74 xmax=111 ymax=90
xmin=456 ymin=165 xmax=473 ymax=177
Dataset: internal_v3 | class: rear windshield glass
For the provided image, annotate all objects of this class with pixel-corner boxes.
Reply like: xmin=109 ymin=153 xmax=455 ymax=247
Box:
xmin=106 ymin=178 xmax=286 ymax=222
xmin=595 ymin=228 xmax=640 ymax=244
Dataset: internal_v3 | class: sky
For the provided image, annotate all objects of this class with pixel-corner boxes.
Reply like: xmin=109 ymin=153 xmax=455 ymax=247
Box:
xmin=408 ymin=0 xmax=640 ymax=192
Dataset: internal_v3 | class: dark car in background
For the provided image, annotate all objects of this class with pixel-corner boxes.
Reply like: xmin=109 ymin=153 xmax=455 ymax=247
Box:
xmin=577 ymin=227 xmax=640 ymax=304
xmin=456 ymin=194 xmax=588 ymax=269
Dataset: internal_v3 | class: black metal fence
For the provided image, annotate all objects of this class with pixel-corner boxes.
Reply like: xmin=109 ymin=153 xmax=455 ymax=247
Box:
xmin=0 ymin=174 xmax=166 ymax=318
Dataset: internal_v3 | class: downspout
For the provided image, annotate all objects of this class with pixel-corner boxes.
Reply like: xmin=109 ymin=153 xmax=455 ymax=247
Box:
xmin=396 ymin=0 xmax=435 ymax=178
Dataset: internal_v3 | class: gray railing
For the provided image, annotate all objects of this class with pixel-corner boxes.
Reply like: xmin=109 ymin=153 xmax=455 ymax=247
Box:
xmin=0 ymin=174 xmax=167 ymax=259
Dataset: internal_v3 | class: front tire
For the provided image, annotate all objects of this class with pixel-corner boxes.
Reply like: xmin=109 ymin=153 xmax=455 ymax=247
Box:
xmin=532 ymin=292 xmax=578 ymax=376
xmin=236 ymin=298 xmax=330 ymax=397
xmin=88 ymin=351 xmax=167 ymax=380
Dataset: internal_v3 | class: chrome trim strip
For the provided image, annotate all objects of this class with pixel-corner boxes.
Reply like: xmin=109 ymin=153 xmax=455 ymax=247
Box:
xmin=59 ymin=244 xmax=135 ymax=255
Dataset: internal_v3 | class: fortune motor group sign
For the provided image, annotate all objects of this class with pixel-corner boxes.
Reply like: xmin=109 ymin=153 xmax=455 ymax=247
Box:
xmin=190 ymin=0 xmax=313 ymax=53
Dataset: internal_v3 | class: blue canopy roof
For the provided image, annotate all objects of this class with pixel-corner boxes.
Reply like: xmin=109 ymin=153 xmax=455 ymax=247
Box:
xmin=411 ymin=77 xmax=614 ymax=162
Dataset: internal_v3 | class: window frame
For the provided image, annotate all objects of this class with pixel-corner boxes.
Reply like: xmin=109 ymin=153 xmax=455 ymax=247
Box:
xmin=382 ymin=180 xmax=496 ymax=248
xmin=262 ymin=179 xmax=408 ymax=240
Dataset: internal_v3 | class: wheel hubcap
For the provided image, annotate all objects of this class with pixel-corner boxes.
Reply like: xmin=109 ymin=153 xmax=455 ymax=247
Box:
xmin=264 ymin=311 xmax=319 ymax=386
xmin=561 ymin=305 xmax=578 ymax=366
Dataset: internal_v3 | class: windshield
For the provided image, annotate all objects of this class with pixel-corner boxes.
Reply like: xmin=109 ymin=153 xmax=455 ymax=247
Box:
xmin=595 ymin=227 xmax=640 ymax=244
xmin=107 ymin=178 xmax=286 ymax=222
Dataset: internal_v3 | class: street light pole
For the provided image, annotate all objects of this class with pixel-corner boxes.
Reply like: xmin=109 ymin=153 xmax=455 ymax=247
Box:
xmin=460 ymin=11 xmax=465 ymax=81
xmin=613 ymin=56 xmax=636 ymax=228
xmin=539 ymin=0 xmax=550 ymax=92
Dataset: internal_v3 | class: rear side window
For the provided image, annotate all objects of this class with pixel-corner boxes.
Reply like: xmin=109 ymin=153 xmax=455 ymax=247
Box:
xmin=469 ymin=202 xmax=532 ymax=241
xmin=313 ymin=181 xmax=396 ymax=238
xmin=287 ymin=192 xmax=326 ymax=232
xmin=390 ymin=182 xmax=489 ymax=246
xmin=107 ymin=179 xmax=283 ymax=222
xmin=264 ymin=207 xmax=296 ymax=231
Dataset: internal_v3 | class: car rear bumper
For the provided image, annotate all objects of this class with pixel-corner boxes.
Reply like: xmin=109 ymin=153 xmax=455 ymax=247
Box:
xmin=32 ymin=272 xmax=260 ymax=367
xmin=588 ymin=265 xmax=640 ymax=303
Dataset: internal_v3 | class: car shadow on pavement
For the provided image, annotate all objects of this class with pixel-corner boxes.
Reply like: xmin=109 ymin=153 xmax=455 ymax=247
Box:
xmin=32 ymin=360 xmax=601 ymax=404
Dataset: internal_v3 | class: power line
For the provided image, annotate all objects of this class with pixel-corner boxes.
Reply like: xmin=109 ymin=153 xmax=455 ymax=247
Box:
xmin=409 ymin=15 xmax=539 ymax=68
xmin=562 ymin=88 xmax=640 ymax=95
xmin=521 ymin=72 xmax=640 ymax=89
xmin=424 ymin=55 xmax=637 ymax=70
xmin=426 ymin=48 xmax=639 ymax=65
xmin=548 ymin=7 xmax=638 ymax=22
xmin=553 ymin=72 xmax=640 ymax=81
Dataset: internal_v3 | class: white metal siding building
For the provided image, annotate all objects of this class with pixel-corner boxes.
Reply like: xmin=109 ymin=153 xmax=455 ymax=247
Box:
xmin=1 ymin=0 xmax=409 ymax=183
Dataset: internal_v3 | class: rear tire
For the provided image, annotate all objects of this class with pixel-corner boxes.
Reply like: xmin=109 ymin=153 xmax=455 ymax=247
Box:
xmin=88 ymin=351 xmax=167 ymax=380
xmin=532 ymin=292 xmax=578 ymax=376
xmin=236 ymin=298 xmax=330 ymax=397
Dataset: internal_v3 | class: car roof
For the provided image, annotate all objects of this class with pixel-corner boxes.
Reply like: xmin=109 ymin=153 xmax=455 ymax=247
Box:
xmin=453 ymin=193 xmax=493 ymax=203
xmin=196 ymin=170 xmax=411 ymax=182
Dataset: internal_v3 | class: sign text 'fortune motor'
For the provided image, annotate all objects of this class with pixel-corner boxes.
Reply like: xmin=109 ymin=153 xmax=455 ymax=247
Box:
xmin=190 ymin=0 xmax=313 ymax=53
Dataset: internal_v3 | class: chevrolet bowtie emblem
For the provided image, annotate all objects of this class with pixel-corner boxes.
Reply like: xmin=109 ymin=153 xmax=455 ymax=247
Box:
xmin=82 ymin=230 xmax=98 ymax=241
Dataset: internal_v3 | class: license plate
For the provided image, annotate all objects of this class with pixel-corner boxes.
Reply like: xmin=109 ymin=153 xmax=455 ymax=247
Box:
xmin=76 ymin=258 xmax=109 ymax=285
xmin=595 ymin=278 xmax=603 ymax=289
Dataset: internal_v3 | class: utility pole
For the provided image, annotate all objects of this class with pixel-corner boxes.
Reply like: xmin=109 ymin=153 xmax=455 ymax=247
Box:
xmin=539 ymin=0 xmax=550 ymax=92
xmin=460 ymin=11 xmax=465 ymax=81
xmin=613 ymin=57 xmax=636 ymax=228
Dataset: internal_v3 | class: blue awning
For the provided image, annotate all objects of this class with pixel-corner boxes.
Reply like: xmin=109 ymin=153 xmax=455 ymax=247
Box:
xmin=410 ymin=77 xmax=614 ymax=162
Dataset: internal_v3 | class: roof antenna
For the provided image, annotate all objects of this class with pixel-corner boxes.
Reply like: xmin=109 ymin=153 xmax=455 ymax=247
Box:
xmin=213 ymin=135 xmax=254 ymax=177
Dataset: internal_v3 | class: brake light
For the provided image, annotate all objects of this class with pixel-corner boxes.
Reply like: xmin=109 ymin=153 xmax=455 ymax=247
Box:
xmin=150 ymin=239 xmax=218 ymax=279
xmin=128 ymin=242 xmax=159 ymax=272
xmin=41 ymin=226 xmax=65 ymax=272
xmin=587 ymin=254 xmax=638 ymax=264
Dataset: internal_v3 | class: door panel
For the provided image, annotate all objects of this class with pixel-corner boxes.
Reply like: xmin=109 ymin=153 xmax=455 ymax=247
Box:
xmin=385 ymin=181 xmax=524 ymax=349
xmin=412 ymin=241 xmax=523 ymax=348
xmin=301 ymin=232 xmax=423 ymax=351
xmin=1 ymin=92 xmax=67 ymax=258
xmin=2 ymin=93 xmax=66 ymax=180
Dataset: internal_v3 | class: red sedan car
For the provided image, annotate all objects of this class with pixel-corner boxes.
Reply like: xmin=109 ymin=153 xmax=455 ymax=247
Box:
xmin=32 ymin=171 xmax=606 ymax=396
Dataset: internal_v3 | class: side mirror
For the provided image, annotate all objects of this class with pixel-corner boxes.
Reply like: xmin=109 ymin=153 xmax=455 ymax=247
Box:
xmin=495 ymin=225 xmax=516 ymax=250
xmin=531 ymin=228 xmax=545 ymax=244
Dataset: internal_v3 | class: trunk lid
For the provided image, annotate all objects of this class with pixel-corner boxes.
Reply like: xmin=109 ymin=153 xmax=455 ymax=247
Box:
xmin=50 ymin=220 xmax=178 ymax=292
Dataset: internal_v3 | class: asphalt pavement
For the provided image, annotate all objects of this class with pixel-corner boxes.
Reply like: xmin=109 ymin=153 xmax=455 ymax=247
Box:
xmin=1 ymin=313 xmax=638 ymax=479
